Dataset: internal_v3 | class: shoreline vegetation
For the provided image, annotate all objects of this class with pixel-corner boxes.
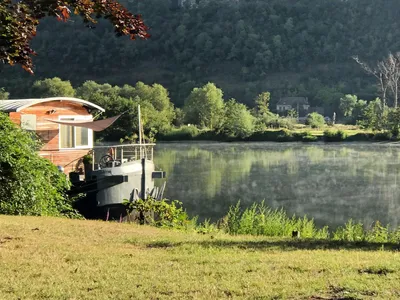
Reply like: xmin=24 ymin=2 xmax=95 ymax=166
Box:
xmin=156 ymin=126 xmax=396 ymax=143
xmin=128 ymin=199 xmax=400 ymax=245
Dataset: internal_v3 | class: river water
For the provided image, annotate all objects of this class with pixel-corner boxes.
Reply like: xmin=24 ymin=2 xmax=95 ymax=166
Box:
xmin=153 ymin=142 xmax=400 ymax=228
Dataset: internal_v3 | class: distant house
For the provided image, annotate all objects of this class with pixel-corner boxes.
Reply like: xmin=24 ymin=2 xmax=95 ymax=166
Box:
xmin=276 ymin=97 xmax=310 ymax=115
xmin=0 ymin=97 xmax=105 ymax=173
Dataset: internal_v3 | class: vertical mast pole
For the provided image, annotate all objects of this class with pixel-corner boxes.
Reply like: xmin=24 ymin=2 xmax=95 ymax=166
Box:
xmin=138 ymin=105 xmax=142 ymax=158
xmin=138 ymin=104 xmax=142 ymax=145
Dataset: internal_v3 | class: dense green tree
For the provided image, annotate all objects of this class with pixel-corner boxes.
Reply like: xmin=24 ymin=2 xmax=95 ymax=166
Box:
xmin=76 ymin=81 xmax=120 ymax=101
xmin=221 ymin=99 xmax=255 ymax=138
xmin=76 ymin=80 xmax=175 ymax=140
xmin=340 ymin=95 xmax=358 ymax=117
xmin=351 ymin=99 xmax=368 ymax=124
xmin=120 ymin=82 xmax=175 ymax=130
xmin=314 ymin=86 xmax=344 ymax=116
xmin=0 ymin=113 xmax=71 ymax=216
xmin=357 ymin=98 xmax=385 ymax=130
xmin=306 ymin=112 xmax=325 ymax=128
xmin=387 ymin=108 xmax=400 ymax=134
xmin=253 ymin=92 xmax=271 ymax=116
xmin=183 ymin=83 xmax=225 ymax=130
xmin=173 ymin=108 xmax=185 ymax=127
xmin=32 ymin=77 xmax=75 ymax=98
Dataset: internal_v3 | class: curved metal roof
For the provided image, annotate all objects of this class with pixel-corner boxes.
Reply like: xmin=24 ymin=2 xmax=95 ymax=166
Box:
xmin=0 ymin=97 xmax=105 ymax=113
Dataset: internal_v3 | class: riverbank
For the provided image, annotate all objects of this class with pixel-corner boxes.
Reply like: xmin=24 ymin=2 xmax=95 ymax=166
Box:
xmin=1 ymin=215 xmax=400 ymax=299
xmin=155 ymin=126 xmax=397 ymax=143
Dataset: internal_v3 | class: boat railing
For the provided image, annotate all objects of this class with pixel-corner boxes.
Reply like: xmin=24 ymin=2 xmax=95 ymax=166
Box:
xmin=91 ymin=143 xmax=155 ymax=170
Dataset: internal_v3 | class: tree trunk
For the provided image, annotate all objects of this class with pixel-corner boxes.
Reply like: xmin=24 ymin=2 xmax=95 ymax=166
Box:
xmin=380 ymin=75 xmax=387 ymax=107
xmin=382 ymin=87 xmax=387 ymax=107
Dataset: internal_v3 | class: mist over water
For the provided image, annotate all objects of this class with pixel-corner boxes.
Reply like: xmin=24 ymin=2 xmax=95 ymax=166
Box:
xmin=154 ymin=142 xmax=400 ymax=228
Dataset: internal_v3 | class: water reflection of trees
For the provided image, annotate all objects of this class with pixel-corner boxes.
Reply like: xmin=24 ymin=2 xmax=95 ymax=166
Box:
xmin=154 ymin=143 xmax=400 ymax=228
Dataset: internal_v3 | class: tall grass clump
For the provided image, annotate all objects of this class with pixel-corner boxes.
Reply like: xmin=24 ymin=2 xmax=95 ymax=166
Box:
xmin=346 ymin=132 xmax=374 ymax=141
xmin=373 ymin=131 xmax=392 ymax=141
xmin=224 ymin=201 xmax=328 ymax=238
xmin=332 ymin=220 xmax=398 ymax=243
xmin=276 ymin=129 xmax=294 ymax=142
xmin=323 ymin=129 xmax=347 ymax=142
xmin=301 ymin=131 xmax=318 ymax=142
xmin=332 ymin=219 xmax=365 ymax=241
xmin=123 ymin=198 xmax=400 ymax=244
xmin=157 ymin=125 xmax=200 ymax=141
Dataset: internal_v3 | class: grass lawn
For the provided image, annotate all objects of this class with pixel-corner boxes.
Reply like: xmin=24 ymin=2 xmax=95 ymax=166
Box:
xmin=1 ymin=216 xmax=400 ymax=299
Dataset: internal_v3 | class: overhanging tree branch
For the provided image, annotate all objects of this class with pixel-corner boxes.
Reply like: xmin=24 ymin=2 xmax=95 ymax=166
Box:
xmin=0 ymin=0 xmax=149 ymax=74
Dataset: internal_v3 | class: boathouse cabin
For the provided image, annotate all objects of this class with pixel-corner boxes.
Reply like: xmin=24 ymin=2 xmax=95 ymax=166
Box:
xmin=0 ymin=97 xmax=105 ymax=173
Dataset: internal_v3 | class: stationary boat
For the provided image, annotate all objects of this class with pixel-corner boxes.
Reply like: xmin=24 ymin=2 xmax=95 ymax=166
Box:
xmin=0 ymin=97 xmax=165 ymax=220
xmin=69 ymin=106 xmax=166 ymax=220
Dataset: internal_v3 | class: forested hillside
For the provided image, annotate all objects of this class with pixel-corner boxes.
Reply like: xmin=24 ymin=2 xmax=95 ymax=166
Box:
xmin=2 ymin=0 xmax=400 ymax=115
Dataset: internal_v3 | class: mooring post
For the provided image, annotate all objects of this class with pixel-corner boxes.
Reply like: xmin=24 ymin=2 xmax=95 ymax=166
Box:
xmin=140 ymin=158 xmax=146 ymax=224
xmin=141 ymin=158 xmax=146 ymax=199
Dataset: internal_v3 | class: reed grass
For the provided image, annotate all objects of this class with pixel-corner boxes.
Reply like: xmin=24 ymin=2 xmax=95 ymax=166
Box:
xmin=221 ymin=201 xmax=400 ymax=243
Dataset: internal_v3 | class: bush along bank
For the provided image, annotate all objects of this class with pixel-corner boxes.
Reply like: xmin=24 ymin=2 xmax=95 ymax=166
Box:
xmin=125 ymin=198 xmax=400 ymax=244
xmin=156 ymin=128 xmax=400 ymax=143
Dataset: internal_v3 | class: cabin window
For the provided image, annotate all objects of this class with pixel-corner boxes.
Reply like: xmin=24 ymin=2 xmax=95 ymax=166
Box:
xmin=76 ymin=127 xmax=89 ymax=147
xmin=59 ymin=117 xmax=92 ymax=149
xmin=60 ymin=122 xmax=74 ymax=148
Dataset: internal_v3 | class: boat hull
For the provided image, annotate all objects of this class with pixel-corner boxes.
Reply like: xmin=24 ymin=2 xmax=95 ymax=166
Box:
xmin=73 ymin=159 xmax=157 ymax=220
xmin=93 ymin=159 xmax=155 ymax=207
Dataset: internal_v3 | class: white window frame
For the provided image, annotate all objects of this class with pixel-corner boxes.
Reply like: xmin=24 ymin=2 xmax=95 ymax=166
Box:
xmin=58 ymin=115 xmax=93 ymax=150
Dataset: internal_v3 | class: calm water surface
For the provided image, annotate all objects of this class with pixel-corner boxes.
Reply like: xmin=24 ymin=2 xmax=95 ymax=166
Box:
xmin=154 ymin=142 xmax=400 ymax=228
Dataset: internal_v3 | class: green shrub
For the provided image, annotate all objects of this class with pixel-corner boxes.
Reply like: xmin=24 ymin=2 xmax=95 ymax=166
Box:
xmin=346 ymin=132 xmax=374 ymax=141
xmin=157 ymin=125 xmax=200 ymax=141
xmin=391 ymin=127 xmax=400 ymax=139
xmin=248 ymin=130 xmax=282 ymax=141
xmin=332 ymin=219 xmax=365 ymax=242
xmin=301 ymin=131 xmax=318 ymax=142
xmin=226 ymin=201 xmax=242 ymax=234
xmin=124 ymin=197 xmax=191 ymax=228
xmin=197 ymin=218 xmax=218 ymax=234
xmin=305 ymin=112 xmax=325 ymax=128
xmin=323 ymin=129 xmax=348 ymax=142
xmin=388 ymin=228 xmax=400 ymax=243
xmin=247 ymin=130 xmax=306 ymax=142
xmin=82 ymin=154 xmax=93 ymax=164
xmin=366 ymin=221 xmax=389 ymax=243
xmin=224 ymin=201 xmax=325 ymax=238
xmin=221 ymin=99 xmax=255 ymax=138
xmin=277 ymin=129 xmax=294 ymax=142
xmin=0 ymin=113 xmax=73 ymax=216
xmin=196 ymin=130 xmax=224 ymax=141
xmin=268 ymin=118 xmax=295 ymax=130
xmin=373 ymin=131 xmax=392 ymax=141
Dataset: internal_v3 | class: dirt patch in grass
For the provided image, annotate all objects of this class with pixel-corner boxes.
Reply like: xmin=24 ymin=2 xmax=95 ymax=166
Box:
xmin=146 ymin=240 xmax=181 ymax=248
xmin=310 ymin=285 xmax=377 ymax=300
xmin=358 ymin=266 xmax=395 ymax=275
